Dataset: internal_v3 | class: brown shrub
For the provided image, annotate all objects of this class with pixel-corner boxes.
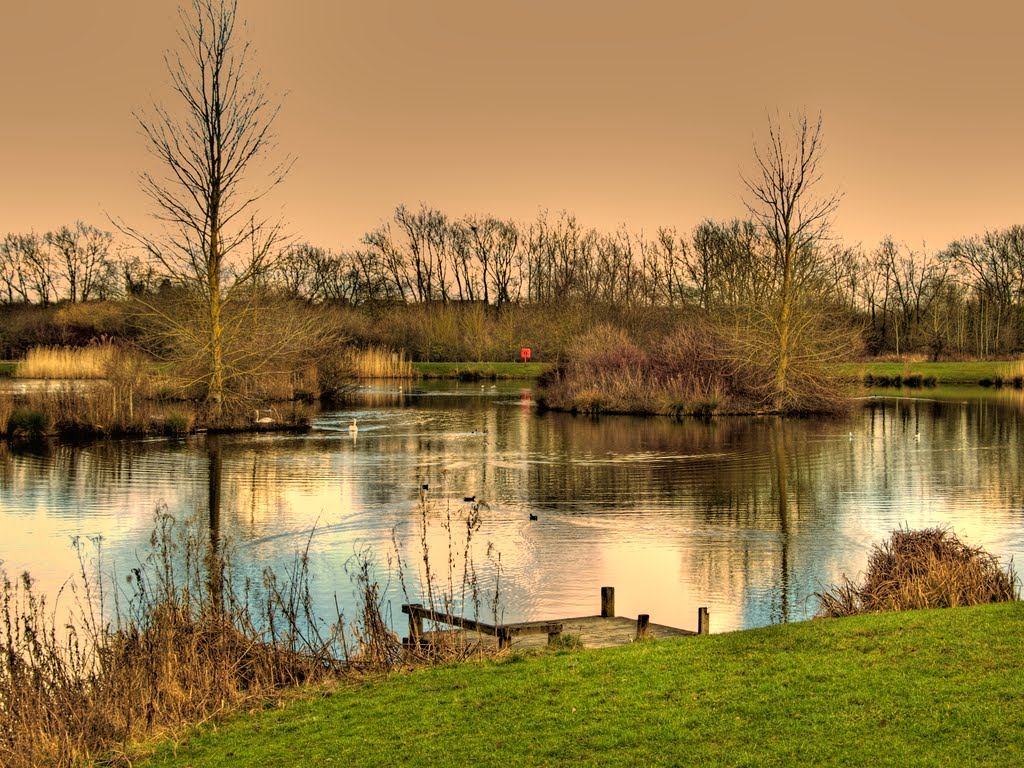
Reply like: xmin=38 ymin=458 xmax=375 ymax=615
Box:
xmin=540 ymin=318 xmax=774 ymax=416
xmin=816 ymin=527 xmax=1020 ymax=618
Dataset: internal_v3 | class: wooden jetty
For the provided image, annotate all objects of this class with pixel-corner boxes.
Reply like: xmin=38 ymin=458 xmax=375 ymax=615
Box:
xmin=402 ymin=586 xmax=709 ymax=651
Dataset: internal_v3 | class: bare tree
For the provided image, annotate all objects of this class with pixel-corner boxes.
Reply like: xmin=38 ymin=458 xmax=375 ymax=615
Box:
xmin=0 ymin=234 xmax=33 ymax=304
xmin=45 ymin=222 xmax=115 ymax=302
xmin=120 ymin=0 xmax=290 ymax=417
xmin=742 ymin=112 xmax=843 ymax=411
xmin=0 ymin=232 xmax=55 ymax=305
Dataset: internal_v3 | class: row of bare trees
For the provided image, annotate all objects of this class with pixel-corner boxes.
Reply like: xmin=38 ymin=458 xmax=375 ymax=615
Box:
xmin=7 ymin=215 xmax=1024 ymax=360
xmin=855 ymin=227 xmax=1024 ymax=358
xmin=259 ymin=211 xmax=1024 ymax=356
xmin=0 ymin=223 xmax=167 ymax=305
xmin=0 ymin=224 xmax=118 ymax=304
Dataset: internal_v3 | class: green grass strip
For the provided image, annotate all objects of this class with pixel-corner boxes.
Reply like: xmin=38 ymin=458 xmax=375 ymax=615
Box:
xmin=840 ymin=360 xmax=1017 ymax=385
xmin=0 ymin=361 xmax=16 ymax=377
xmin=139 ymin=602 xmax=1024 ymax=767
xmin=413 ymin=361 xmax=552 ymax=379
xmin=410 ymin=360 xmax=1013 ymax=385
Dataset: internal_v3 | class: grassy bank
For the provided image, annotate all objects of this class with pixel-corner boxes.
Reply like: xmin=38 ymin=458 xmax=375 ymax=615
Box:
xmin=409 ymin=359 xmax=1017 ymax=388
xmin=843 ymin=360 xmax=1021 ymax=386
xmin=414 ymin=361 xmax=551 ymax=379
xmin=140 ymin=602 xmax=1024 ymax=767
xmin=0 ymin=361 xmax=14 ymax=377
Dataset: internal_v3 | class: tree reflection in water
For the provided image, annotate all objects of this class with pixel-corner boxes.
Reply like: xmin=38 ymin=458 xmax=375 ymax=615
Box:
xmin=1 ymin=384 xmax=1022 ymax=633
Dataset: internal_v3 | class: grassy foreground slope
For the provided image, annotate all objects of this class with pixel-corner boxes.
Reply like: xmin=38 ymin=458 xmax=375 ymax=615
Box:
xmin=141 ymin=602 xmax=1024 ymax=767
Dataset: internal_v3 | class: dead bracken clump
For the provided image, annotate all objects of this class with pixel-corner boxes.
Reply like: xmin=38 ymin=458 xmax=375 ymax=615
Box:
xmin=816 ymin=527 xmax=1020 ymax=618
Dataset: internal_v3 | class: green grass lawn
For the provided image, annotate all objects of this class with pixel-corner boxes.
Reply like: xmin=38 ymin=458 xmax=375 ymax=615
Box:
xmin=0 ymin=361 xmax=15 ymax=377
xmin=413 ymin=361 xmax=552 ymax=379
xmin=138 ymin=602 xmax=1024 ymax=767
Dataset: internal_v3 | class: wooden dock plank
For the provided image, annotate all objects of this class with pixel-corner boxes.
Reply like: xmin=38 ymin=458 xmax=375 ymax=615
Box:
xmin=404 ymin=588 xmax=707 ymax=652
xmin=513 ymin=615 xmax=694 ymax=650
xmin=416 ymin=615 xmax=695 ymax=651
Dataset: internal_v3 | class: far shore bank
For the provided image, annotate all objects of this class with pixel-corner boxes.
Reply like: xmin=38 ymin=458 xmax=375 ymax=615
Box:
xmin=5 ymin=357 xmax=1019 ymax=386
xmin=4 ymin=358 xmax=1022 ymax=440
xmin=410 ymin=359 xmax=1023 ymax=387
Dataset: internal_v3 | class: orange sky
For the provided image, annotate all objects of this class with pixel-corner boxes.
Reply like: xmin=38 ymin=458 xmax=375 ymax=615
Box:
xmin=2 ymin=0 xmax=1022 ymax=253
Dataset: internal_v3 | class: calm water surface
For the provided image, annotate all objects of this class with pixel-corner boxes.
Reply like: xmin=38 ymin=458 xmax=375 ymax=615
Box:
xmin=2 ymin=381 xmax=1023 ymax=633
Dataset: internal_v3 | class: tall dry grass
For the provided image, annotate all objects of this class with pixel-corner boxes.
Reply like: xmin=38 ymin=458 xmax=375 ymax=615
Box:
xmin=15 ymin=344 xmax=117 ymax=379
xmin=3 ymin=344 xmax=174 ymax=436
xmin=0 ymin=495 xmax=502 ymax=766
xmin=1 ymin=383 xmax=184 ymax=438
xmin=394 ymin=489 xmax=504 ymax=661
xmin=345 ymin=346 xmax=414 ymax=379
xmin=816 ymin=527 xmax=1019 ymax=618
xmin=995 ymin=359 xmax=1024 ymax=389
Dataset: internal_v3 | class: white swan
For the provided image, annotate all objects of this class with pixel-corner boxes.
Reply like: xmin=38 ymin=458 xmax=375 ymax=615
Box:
xmin=348 ymin=417 xmax=359 ymax=433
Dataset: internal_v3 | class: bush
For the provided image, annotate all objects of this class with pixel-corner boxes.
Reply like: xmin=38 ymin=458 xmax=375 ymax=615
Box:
xmin=817 ymin=527 xmax=1019 ymax=618
xmin=162 ymin=411 xmax=194 ymax=435
xmin=539 ymin=318 xmax=772 ymax=416
xmin=6 ymin=407 xmax=49 ymax=437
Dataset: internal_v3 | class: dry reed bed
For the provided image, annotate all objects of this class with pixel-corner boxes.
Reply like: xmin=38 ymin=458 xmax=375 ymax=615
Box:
xmin=817 ymin=527 xmax=1019 ymax=618
xmin=14 ymin=345 xmax=117 ymax=379
xmin=345 ymin=346 xmax=414 ymax=379
xmin=1 ymin=384 xmax=197 ymax=438
xmin=1 ymin=342 xmax=326 ymax=435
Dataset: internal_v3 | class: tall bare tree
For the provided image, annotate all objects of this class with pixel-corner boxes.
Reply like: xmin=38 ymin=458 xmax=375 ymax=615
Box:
xmin=742 ymin=112 xmax=843 ymax=410
xmin=121 ymin=0 xmax=290 ymax=417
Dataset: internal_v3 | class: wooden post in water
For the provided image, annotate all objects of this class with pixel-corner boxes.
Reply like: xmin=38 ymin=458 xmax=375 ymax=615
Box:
xmin=601 ymin=586 xmax=615 ymax=618
xmin=408 ymin=603 xmax=424 ymax=646
xmin=697 ymin=606 xmax=710 ymax=635
xmin=636 ymin=614 xmax=650 ymax=640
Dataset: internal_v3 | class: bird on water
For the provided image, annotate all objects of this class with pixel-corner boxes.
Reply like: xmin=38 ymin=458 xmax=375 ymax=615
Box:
xmin=348 ymin=417 xmax=358 ymax=433
xmin=529 ymin=513 xmax=538 ymax=521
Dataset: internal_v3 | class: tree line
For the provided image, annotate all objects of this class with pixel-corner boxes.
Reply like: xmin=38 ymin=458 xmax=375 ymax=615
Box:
xmin=0 ymin=223 xmax=165 ymax=305
xmin=6 ymin=212 xmax=1023 ymax=360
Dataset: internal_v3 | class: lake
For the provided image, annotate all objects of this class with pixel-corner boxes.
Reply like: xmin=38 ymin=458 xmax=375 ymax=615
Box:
xmin=1 ymin=381 xmax=1022 ymax=635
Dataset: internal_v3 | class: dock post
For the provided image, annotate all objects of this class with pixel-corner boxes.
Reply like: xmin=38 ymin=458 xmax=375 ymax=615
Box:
xmin=601 ymin=586 xmax=615 ymax=618
xmin=408 ymin=603 xmax=424 ymax=646
xmin=636 ymin=614 xmax=650 ymax=640
xmin=697 ymin=606 xmax=710 ymax=635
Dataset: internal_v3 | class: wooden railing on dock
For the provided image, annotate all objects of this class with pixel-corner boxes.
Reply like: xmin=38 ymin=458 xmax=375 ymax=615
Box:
xmin=402 ymin=587 xmax=710 ymax=650
xmin=402 ymin=603 xmax=563 ymax=649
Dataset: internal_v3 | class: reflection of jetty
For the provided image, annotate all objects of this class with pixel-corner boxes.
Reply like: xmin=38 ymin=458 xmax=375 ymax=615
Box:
xmin=402 ymin=587 xmax=709 ymax=651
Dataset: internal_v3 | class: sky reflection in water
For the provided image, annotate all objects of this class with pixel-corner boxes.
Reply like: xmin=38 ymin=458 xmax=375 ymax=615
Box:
xmin=2 ymin=382 xmax=1023 ymax=634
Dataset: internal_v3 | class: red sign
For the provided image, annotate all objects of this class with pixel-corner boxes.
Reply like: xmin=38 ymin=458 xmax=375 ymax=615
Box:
xmin=520 ymin=347 xmax=532 ymax=362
